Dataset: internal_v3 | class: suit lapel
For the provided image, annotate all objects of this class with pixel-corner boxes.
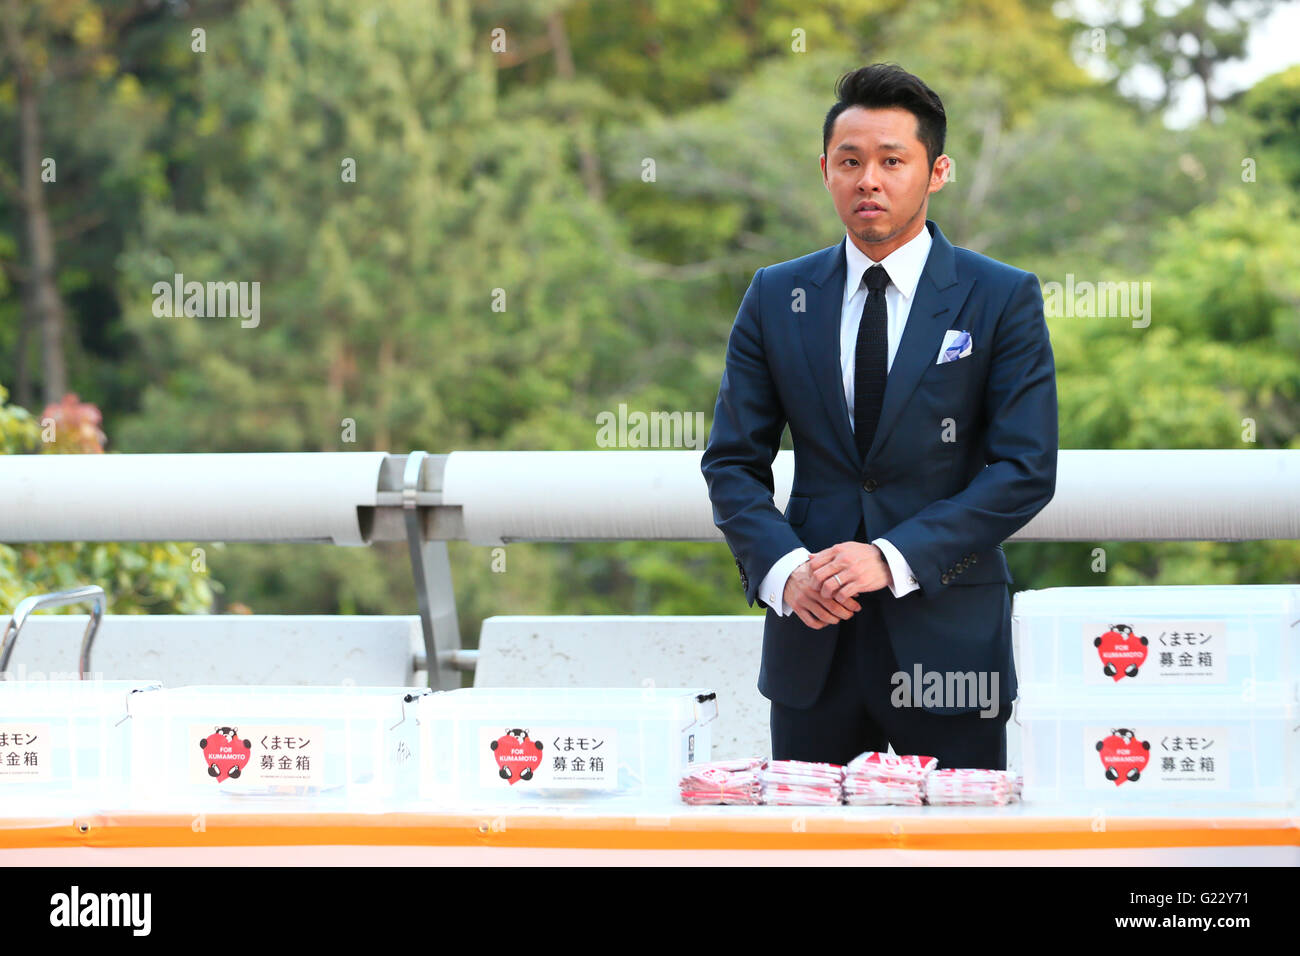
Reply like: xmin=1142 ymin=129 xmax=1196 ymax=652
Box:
xmin=795 ymin=220 xmax=975 ymax=469
xmin=797 ymin=238 xmax=859 ymax=466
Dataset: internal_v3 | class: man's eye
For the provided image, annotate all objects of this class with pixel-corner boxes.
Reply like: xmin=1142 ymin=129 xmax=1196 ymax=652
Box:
xmin=886 ymin=158 xmax=900 ymax=166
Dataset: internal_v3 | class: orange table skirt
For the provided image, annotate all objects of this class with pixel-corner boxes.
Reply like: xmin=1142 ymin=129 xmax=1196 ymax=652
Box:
xmin=2 ymin=808 xmax=1296 ymax=853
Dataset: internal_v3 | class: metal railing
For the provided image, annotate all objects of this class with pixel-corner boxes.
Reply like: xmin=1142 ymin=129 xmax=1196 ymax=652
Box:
xmin=0 ymin=584 xmax=105 ymax=680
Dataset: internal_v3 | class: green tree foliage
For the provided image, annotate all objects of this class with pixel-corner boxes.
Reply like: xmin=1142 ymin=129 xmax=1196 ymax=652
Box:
xmin=0 ymin=0 xmax=182 ymax=410
xmin=1074 ymin=0 xmax=1279 ymax=119
xmin=0 ymin=384 xmax=215 ymax=615
xmin=1240 ymin=64 xmax=1300 ymax=190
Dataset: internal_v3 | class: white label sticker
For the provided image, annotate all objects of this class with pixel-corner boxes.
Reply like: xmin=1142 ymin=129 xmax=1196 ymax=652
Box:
xmin=0 ymin=723 xmax=52 ymax=782
xmin=1084 ymin=724 xmax=1228 ymax=791
xmin=189 ymin=724 xmax=324 ymax=786
xmin=1081 ymin=620 xmax=1227 ymax=686
xmin=478 ymin=725 xmax=618 ymax=790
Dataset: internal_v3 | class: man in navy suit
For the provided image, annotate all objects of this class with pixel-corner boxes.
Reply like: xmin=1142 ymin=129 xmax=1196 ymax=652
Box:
xmin=701 ymin=64 xmax=1057 ymax=769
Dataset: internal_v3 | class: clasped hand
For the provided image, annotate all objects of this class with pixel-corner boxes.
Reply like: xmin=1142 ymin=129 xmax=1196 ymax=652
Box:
xmin=781 ymin=542 xmax=893 ymax=630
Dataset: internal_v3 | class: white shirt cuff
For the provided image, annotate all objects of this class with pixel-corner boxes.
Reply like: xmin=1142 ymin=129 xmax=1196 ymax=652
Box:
xmin=758 ymin=546 xmax=812 ymax=616
xmin=872 ymin=537 xmax=919 ymax=598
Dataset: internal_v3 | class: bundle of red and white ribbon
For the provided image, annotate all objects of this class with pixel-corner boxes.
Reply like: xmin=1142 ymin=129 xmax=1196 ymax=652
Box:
xmin=842 ymin=751 xmax=937 ymax=806
xmin=923 ymin=768 xmax=1020 ymax=806
xmin=759 ymin=760 xmax=845 ymax=806
xmin=678 ymin=757 xmax=764 ymax=805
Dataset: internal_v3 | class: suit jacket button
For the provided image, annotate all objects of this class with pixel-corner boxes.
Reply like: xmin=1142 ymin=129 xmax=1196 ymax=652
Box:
xmin=862 ymin=478 xmax=877 ymax=492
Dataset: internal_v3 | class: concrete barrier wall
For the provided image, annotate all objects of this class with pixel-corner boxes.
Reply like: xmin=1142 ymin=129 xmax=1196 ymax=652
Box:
xmin=1 ymin=614 xmax=420 ymax=686
xmin=474 ymin=615 xmax=770 ymax=760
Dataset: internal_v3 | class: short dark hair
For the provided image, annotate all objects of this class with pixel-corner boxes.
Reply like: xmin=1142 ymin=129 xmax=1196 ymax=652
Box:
xmin=822 ymin=64 xmax=946 ymax=170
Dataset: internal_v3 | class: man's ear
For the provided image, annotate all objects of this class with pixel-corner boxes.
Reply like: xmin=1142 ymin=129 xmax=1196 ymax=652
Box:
xmin=930 ymin=154 xmax=951 ymax=193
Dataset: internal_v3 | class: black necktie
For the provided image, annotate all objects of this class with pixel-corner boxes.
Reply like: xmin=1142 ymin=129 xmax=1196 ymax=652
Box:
xmin=854 ymin=263 xmax=890 ymax=463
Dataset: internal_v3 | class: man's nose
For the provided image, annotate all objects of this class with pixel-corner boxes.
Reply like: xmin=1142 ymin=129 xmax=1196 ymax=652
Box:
xmin=856 ymin=163 xmax=882 ymax=192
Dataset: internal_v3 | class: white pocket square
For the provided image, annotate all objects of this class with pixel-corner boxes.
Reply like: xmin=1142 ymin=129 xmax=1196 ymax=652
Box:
xmin=936 ymin=329 xmax=972 ymax=364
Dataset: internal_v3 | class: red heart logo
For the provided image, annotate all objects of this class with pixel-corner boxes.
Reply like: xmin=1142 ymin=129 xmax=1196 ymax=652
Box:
xmin=200 ymin=727 xmax=252 ymax=783
xmin=1094 ymin=625 xmax=1148 ymax=682
xmin=1096 ymin=730 xmax=1150 ymax=786
xmin=490 ymin=730 xmax=544 ymax=786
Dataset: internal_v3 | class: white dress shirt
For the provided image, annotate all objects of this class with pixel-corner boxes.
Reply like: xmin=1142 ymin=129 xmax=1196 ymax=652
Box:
xmin=758 ymin=225 xmax=931 ymax=614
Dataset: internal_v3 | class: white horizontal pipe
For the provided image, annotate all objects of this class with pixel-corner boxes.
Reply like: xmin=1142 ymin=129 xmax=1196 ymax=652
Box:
xmin=0 ymin=452 xmax=388 ymax=545
xmin=0 ymin=449 xmax=1295 ymax=544
xmin=441 ymin=449 xmax=1300 ymax=544
xmin=1020 ymin=448 xmax=1300 ymax=541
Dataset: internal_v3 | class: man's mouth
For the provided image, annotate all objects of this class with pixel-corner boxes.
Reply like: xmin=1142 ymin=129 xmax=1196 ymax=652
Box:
xmin=856 ymin=202 xmax=885 ymax=217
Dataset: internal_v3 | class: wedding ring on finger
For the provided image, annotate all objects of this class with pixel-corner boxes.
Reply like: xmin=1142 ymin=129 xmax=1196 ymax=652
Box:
xmin=833 ymin=573 xmax=843 ymax=587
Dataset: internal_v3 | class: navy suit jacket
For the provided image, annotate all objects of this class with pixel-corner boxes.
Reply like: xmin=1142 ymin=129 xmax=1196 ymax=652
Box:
xmin=701 ymin=219 xmax=1058 ymax=714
